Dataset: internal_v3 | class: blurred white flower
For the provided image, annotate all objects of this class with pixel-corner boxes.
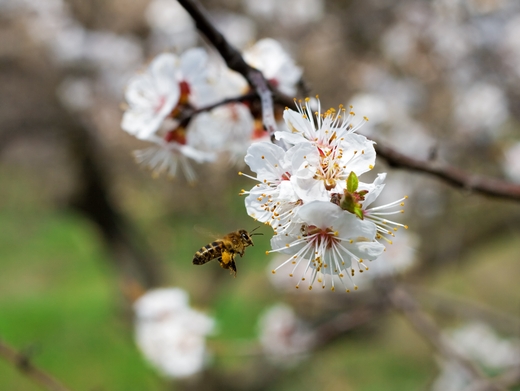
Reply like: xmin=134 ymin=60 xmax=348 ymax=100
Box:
xmin=433 ymin=322 xmax=520 ymax=390
xmin=502 ymin=141 xmax=520 ymax=183
xmin=447 ymin=322 xmax=520 ymax=370
xmin=132 ymin=135 xmax=214 ymax=183
xmin=244 ymin=38 xmax=302 ymax=96
xmin=56 ymin=77 xmax=94 ymax=112
xmin=121 ymin=49 xmax=222 ymax=181
xmin=188 ymin=103 xmax=255 ymax=165
xmin=258 ymin=303 xmax=315 ymax=365
xmin=453 ymin=82 xmax=509 ymax=138
xmin=352 ymin=231 xmax=419 ymax=288
xmin=427 ymin=21 xmax=474 ymax=66
xmin=208 ymin=67 xmax=249 ymax=100
xmin=348 ymin=93 xmax=389 ymax=127
xmin=502 ymin=15 xmax=520 ymax=80
xmin=146 ymin=0 xmax=198 ymax=52
xmin=380 ymin=22 xmax=417 ymax=65
xmin=214 ymin=12 xmax=257 ymax=50
xmin=243 ymin=0 xmax=324 ymax=27
xmin=134 ymin=288 xmax=215 ymax=379
xmin=121 ymin=53 xmax=181 ymax=140
xmin=431 ymin=361 xmax=473 ymax=391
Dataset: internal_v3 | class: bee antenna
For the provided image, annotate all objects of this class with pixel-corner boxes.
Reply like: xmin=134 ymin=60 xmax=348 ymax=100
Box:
xmin=250 ymin=226 xmax=263 ymax=236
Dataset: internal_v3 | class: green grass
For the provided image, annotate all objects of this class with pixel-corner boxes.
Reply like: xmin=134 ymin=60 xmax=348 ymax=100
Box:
xmin=0 ymin=208 xmax=162 ymax=390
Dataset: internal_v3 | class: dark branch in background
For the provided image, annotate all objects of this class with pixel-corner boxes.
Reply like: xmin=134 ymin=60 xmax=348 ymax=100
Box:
xmin=0 ymin=339 xmax=72 ymax=391
xmin=375 ymin=142 xmax=520 ymax=202
xmin=177 ymin=0 xmax=284 ymax=135
xmin=66 ymin=115 xmax=164 ymax=289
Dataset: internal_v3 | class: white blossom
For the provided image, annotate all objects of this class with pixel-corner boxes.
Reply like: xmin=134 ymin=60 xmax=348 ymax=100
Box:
xmin=269 ymin=201 xmax=385 ymax=292
xmin=121 ymin=53 xmax=181 ymax=140
xmin=241 ymin=142 xmax=302 ymax=230
xmin=358 ymin=173 xmax=409 ymax=244
xmin=242 ymin=98 xmax=407 ymax=291
xmin=121 ymin=49 xmax=220 ymax=181
xmin=134 ymin=288 xmax=215 ymax=379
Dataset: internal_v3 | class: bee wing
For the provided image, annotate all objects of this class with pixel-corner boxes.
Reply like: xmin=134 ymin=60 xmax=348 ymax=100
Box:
xmin=193 ymin=225 xmax=221 ymax=240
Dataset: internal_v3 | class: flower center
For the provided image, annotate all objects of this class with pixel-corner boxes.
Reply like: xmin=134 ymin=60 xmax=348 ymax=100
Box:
xmin=313 ymin=146 xmax=344 ymax=191
xmin=304 ymin=225 xmax=339 ymax=250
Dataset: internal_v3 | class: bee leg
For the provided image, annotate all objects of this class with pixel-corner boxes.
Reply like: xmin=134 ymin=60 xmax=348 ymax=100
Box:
xmin=229 ymin=259 xmax=237 ymax=277
xmin=219 ymin=252 xmax=237 ymax=277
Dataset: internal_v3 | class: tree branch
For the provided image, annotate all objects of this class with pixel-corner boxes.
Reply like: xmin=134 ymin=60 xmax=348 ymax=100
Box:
xmin=375 ymin=141 xmax=520 ymax=202
xmin=0 ymin=339 xmax=73 ymax=391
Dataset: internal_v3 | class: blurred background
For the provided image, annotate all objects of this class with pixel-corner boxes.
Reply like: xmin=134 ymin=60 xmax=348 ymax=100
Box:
xmin=1 ymin=0 xmax=520 ymax=390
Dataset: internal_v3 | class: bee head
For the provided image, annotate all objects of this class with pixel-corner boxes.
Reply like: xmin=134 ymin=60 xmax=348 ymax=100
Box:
xmin=239 ymin=229 xmax=254 ymax=246
xmin=240 ymin=227 xmax=263 ymax=246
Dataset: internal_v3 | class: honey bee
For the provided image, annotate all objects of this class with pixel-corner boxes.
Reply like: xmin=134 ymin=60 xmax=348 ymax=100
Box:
xmin=192 ymin=227 xmax=262 ymax=277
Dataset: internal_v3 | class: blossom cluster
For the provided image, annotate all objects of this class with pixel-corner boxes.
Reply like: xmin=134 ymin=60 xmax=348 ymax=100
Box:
xmin=241 ymin=98 xmax=408 ymax=292
xmin=120 ymin=39 xmax=301 ymax=182
xmin=134 ymin=288 xmax=215 ymax=378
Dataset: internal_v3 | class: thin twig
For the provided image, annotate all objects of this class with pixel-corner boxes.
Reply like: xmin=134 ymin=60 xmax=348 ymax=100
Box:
xmin=0 ymin=339 xmax=73 ymax=391
xmin=178 ymin=92 xmax=257 ymax=128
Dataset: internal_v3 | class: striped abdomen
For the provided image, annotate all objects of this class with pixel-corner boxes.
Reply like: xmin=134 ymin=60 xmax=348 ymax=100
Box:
xmin=193 ymin=241 xmax=224 ymax=265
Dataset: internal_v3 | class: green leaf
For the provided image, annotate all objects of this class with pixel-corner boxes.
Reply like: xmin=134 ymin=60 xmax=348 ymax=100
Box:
xmin=354 ymin=207 xmax=364 ymax=220
xmin=347 ymin=171 xmax=358 ymax=193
